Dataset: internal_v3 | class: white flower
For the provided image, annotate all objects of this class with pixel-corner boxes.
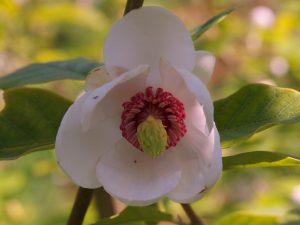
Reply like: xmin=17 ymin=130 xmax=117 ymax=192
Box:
xmin=55 ymin=6 xmax=222 ymax=206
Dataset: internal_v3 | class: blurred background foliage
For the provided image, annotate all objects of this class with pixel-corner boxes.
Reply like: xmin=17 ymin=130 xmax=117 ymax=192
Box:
xmin=1 ymin=0 xmax=300 ymax=224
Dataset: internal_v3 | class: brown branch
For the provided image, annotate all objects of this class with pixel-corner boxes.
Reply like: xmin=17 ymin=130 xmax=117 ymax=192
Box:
xmin=94 ymin=187 xmax=115 ymax=218
xmin=67 ymin=187 xmax=94 ymax=225
xmin=181 ymin=204 xmax=206 ymax=225
xmin=123 ymin=0 xmax=144 ymax=15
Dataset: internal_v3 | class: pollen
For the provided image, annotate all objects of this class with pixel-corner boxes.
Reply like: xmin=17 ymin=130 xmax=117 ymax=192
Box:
xmin=120 ymin=87 xmax=186 ymax=154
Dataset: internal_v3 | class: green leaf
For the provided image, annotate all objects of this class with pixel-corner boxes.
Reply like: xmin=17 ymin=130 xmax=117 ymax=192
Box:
xmin=92 ymin=206 xmax=173 ymax=225
xmin=191 ymin=7 xmax=234 ymax=41
xmin=215 ymin=213 xmax=279 ymax=225
xmin=0 ymin=58 xmax=101 ymax=89
xmin=0 ymin=88 xmax=72 ymax=160
xmin=223 ymin=151 xmax=300 ymax=170
xmin=214 ymin=84 xmax=300 ymax=146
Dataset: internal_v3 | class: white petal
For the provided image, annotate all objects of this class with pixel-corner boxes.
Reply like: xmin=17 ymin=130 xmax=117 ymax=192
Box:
xmin=203 ymin=125 xmax=222 ymax=188
xmin=167 ymin=144 xmax=206 ymax=203
xmin=193 ymin=51 xmax=216 ymax=85
xmin=55 ymin=94 xmax=103 ymax=188
xmin=104 ymin=6 xmax=196 ymax=81
xmin=81 ymin=65 xmax=150 ymax=131
xmin=186 ymin=102 xmax=209 ymax=135
xmin=106 ymin=66 xmax=128 ymax=79
xmin=180 ymin=123 xmax=215 ymax=165
xmin=160 ymin=60 xmax=212 ymax=133
xmin=167 ymin=124 xmax=220 ymax=203
xmin=84 ymin=66 xmax=112 ymax=92
xmin=96 ymin=139 xmax=181 ymax=206
xmin=174 ymin=67 xmax=214 ymax=132
xmin=56 ymin=67 xmax=151 ymax=187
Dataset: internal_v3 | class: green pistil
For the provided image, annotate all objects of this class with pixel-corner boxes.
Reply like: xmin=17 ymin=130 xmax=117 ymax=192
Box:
xmin=137 ymin=116 xmax=168 ymax=157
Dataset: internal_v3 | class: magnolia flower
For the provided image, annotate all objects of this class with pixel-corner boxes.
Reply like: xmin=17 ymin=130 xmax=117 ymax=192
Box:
xmin=55 ymin=6 xmax=222 ymax=206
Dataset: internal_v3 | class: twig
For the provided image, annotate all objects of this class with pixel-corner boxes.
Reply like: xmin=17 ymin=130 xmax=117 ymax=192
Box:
xmin=181 ymin=204 xmax=206 ymax=225
xmin=123 ymin=0 xmax=144 ymax=15
xmin=67 ymin=187 xmax=94 ymax=225
xmin=94 ymin=187 xmax=114 ymax=218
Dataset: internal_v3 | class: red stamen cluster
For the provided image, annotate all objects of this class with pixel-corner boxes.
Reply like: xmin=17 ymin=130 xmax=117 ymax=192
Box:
xmin=120 ymin=87 xmax=186 ymax=150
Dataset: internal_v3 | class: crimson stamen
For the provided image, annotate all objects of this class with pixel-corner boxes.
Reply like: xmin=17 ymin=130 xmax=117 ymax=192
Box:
xmin=120 ymin=87 xmax=186 ymax=151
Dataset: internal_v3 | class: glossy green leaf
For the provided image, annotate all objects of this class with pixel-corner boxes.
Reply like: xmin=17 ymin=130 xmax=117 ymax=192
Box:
xmin=0 ymin=58 xmax=101 ymax=89
xmin=0 ymin=88 xmax=72 ymax=160
xmin=215 ymin=213 xmax=278 ymax=225
xmin=223 ymin=151 xmax=300 ymax=170
xmin=92 ymin=206 xmax=173 ymax=225
xmin=191 ymin=7 xmax=234 ymax=41
xmin=214 ymin=84 xmax=300 ymax=146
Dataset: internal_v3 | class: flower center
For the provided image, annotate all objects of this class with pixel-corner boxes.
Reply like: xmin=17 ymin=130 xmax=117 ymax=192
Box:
xmin=120 ymin=87 xmax=186 ymax=156
xmin=137 ymin=115 xmax=168 ymax=157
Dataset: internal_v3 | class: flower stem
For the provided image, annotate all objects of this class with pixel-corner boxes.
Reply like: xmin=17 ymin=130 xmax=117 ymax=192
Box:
xmin=67 ymin=187 xmax=94 ymax=225
xmin=94 ymin=187 xmax=115 ymax=218
xmin=123 ymin=0 xmax=144 ymax=15
xmin=181 ymin=204 xmax=206 ymax=225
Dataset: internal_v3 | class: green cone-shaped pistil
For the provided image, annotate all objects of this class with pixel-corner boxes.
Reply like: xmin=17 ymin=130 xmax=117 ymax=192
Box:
xmin=137 ymin=116 xmax=168 ymax=157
